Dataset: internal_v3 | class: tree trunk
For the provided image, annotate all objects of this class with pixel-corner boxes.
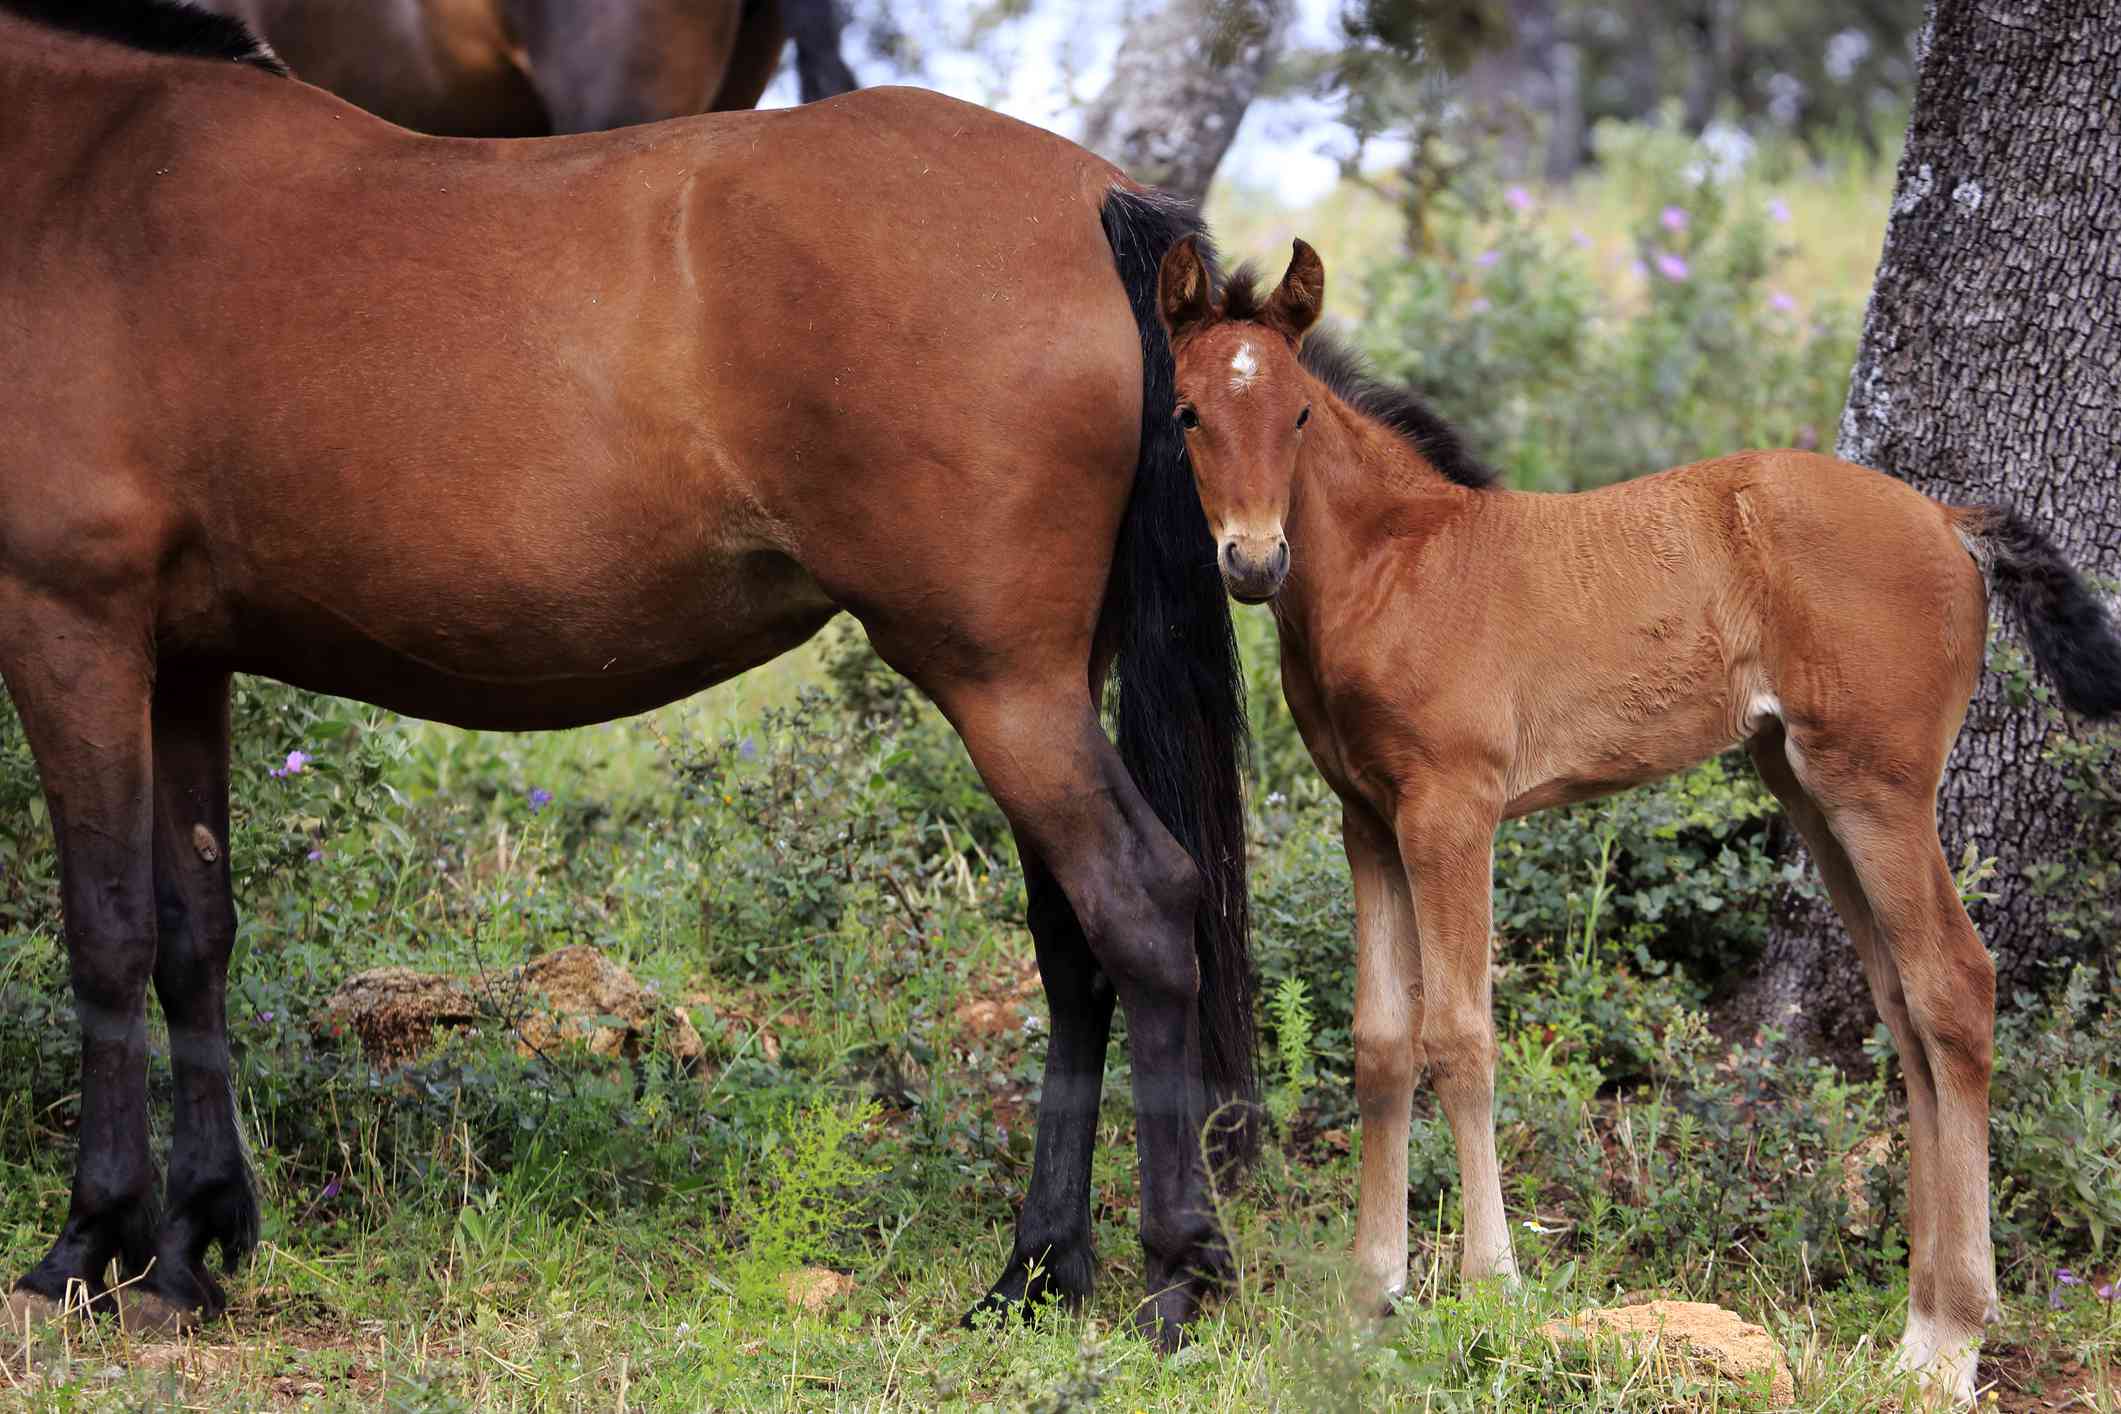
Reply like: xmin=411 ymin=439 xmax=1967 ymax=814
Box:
xmin=1080 ymin=0 xmax=1290 ymax=207
xmin=1732 ymin=0 xmax=2121 ymax=1058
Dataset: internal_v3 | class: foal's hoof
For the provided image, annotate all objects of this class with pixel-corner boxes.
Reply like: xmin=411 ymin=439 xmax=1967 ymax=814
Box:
xmin=115 ymin=1288 xmax=205 ymax=1337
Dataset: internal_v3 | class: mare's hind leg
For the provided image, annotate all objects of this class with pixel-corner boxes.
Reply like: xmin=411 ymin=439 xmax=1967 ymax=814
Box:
xmin=140 ymin=668 xmax=257 ymax=1324
xmin=932 ymin=677 xmax=1222 ymax=1344
xmin=2 ymin=612 xmax=161 ymax=1328
xmin=1752 ymin=727 xmax=1995 ymax=1403
xmin=964 ymin=852 xmax=1116 ymax=1318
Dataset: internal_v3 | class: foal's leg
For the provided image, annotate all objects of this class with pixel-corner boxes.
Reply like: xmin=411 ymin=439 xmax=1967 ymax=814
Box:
xmin=1344 ymin=802 xmax=1423 ymax=1311
xmin=1396 ymin=795 xmax=1516 ymax=1284
xmin=1749 ymin=734 xmax=1943 ymax=1354
xmin=1761 ymin=731 xmax=1995 ymax=1402
xmin=965 ymin=850 xmax=1116 ymax=1317
xmin=938 ymin=680 xmax=1222 ymax=1344
xmin=2 ymin=616 xmax=160 ymax=1327
xmin=140 ymin=668 xmax=258 ymax=1325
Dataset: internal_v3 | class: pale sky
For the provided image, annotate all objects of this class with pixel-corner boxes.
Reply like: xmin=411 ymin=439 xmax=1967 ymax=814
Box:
xmin=761 ymin=0 xmax=1368 ymax=204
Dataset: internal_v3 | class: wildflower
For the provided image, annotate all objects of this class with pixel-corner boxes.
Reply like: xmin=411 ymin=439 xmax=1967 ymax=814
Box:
xmin=1503 ymin=184 xmax=1534 ymax=213
xmin=258 ymin=1010 xmax=274 ymax=1023
xmin=270 ymin=749 xmax=309 ymax=778
xmin=1627 ymin=257 xmax=1648 ymax=279
xmin=1660 ymin=205 xmax=1690 ymax=232
xmin=1570 ymin=228 xmax=1592 ymax=249
xmin=306 ymin=848 xmax=324 ymax=862
xmin=1468 ymin=297 xmax=1491 ymax=313
xmin=1474 ymin=248 xmax=1501 ymax=268
xmin=1654 ymin=251 xmax=1691 ymax=282
xmin=1767 ymin=195 xmax=1792 ymax=224
xmin=320 ymin=1179 xmax=341 ymax=1201
xmin=1769 ymin=291 xmax=1796 ymax=314
xmin=2098 ymin=1281 xmax=2116 ymax=1301
xmin=2051 ymin=1267 xmax=2083 ymax=1308
xmin=738 ymin=736 xmax=758 ymax=762
xmin=528 ymin=787 xmax=554 ymax=812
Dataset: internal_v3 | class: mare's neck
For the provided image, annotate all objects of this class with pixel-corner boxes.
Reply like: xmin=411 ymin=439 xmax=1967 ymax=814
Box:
xmin=1275 ymin=377 xmax=1483 ymax=647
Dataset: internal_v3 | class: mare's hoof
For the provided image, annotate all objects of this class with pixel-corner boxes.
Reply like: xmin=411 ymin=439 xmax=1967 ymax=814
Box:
xmin=115 ymin=1288 xmax=205 ymax=1337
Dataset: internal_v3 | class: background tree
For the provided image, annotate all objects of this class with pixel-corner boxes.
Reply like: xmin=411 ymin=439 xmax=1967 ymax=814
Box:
xmin=1079 ymin=0 xmax=1291 ymax=205
xmin=1735 ymin=0 xmax=2121 ymax=1056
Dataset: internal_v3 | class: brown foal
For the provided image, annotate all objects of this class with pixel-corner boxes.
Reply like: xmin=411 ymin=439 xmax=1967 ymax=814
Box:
xmin=1156 ymin=238 xmax=2121 ymax=1404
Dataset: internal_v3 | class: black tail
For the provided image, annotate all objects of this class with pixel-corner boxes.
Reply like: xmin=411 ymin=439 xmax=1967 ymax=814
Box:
xmin=1963 ymin=505 xmax=2121 ymax=719
xmin=774 ymin=0 xmax=858 ymax=103
xmin=1099 ymin=186 xmax=1259 ymax=1170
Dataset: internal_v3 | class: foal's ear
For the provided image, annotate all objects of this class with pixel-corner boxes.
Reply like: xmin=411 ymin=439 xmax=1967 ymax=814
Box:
xmin=1263 ymin=238 xmax=1325 ymax=343
xmin=1158 ymin=236 xmax=1216 ymax=341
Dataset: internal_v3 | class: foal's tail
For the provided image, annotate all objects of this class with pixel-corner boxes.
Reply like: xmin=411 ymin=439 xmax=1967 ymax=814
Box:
xmin=1099 ymin=185 xmax=1260 ymax=1171
xmin=1956 ymin=505 xmax=2121 ymax=719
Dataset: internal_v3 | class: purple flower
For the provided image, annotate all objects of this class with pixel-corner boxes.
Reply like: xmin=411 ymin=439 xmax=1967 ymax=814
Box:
xmin=320 ymin=1179 xmax=341 ymax=1201
xmin=2059 ymin=1268 xmax=2082 ymax=1285
xmin=270 ymin=749 xmax=310 ymax=779
xmin=1767 ymin=196 xmax=1792 ymax=224
xmin=1660 ymin=205 xmax=1690 ymax=233
xmin=1467 ymin=297 xmax=1491 ymax=313
xmin=528 ymin=787 xmax=554 ymax=813
xmin=2098 ymin=1282 xmax=2116 ymax=1301
xmin=738 ymin=736 xmax=758 ymax=762
xmin=1654 ymin=251 xmax=1691 ymax=282
xmin=1503 ymin=185 xmax=1534 ymax=213
xmin=258 ymin=1010 xmax=274 ymax=1023
xmin=306 ymin=848 xmax=324 ymax=862
xmin=1769 ymin=291 xmax=1796 ymax=314
xmin=1474 ymin=248 xmax=1502 ymax=268
xmin=1570 ymin=228 xmax=1593 ymax=250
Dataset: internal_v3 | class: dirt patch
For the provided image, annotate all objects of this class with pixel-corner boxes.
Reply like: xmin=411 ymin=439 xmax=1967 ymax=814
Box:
xmin=779 ymin=1268 xmax=857 ymax=1313
xmin=322 ymin=944 xmax=701 ymax=1070
xmin=1541 ymin=1299 xmax=1794 ymax=1404
xmin=953 ymin=956 xmax=1042 ymax=1042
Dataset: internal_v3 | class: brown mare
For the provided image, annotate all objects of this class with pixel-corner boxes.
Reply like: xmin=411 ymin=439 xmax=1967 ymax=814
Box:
xmin=1154 ymin=239 xmax=2121 ymax=1404
xmin=198 ymin=0 xmax=857 ymax=136
xmin=0 ymin=0 xmax=1259 ymax=1346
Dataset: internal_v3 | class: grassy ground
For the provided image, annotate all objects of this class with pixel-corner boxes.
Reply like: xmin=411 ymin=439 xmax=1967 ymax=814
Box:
xmin=4 ymin=146 xmax=2120 ymax=1412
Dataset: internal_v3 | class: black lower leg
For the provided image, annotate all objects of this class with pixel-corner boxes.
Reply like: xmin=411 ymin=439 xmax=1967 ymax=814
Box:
xmin=968 ymin=859 xmax=1115 ymax=1321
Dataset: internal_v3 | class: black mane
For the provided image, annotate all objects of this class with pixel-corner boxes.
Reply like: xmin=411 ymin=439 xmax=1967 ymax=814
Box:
xmin=1221 ymin=263 xmax=1497 ymax=491
xmin=3 ymin=0 xmax=288 ymax=75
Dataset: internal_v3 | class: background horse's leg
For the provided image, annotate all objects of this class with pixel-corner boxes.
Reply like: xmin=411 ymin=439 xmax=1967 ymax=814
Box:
xmin=1395 ymin=792 xmax=1517 ymax=1286
xmin=144 ymin=668 xmax=258 ymax=1321
xmin=935 ymin=678 xmax=1221 ymax=1344
xmin=517 ymin=0 xmax=735 ymax=133
xmin=709 ymin=0 xmax=786 ymax=111
xmin=1760 ymin=726 xmax=1996 ymax=1402
xmin=1748 ymin=731 xmax=1941 ymax=1359
xmin=964 ymin=852 xmax=1115 ymax=1318
xmin=1 ymin=612 xmax=162 ymax=1327
xmin=1344 ymin=802 xmax=1422 ymax=1312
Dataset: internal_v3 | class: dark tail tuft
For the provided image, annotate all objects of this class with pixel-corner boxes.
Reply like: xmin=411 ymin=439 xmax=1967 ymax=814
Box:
xmin=1099 ymin=185 xmax=1260 ymax=1171
xmin=1963 ymin=505 xmax=2121 ymax=719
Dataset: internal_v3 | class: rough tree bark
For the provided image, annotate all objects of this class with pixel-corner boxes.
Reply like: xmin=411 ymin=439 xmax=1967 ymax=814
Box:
xmin=1080 ymin=0 xmax=1290 ymax=207
xmin=1733 ymin=0 xmax=2121 ymax=1057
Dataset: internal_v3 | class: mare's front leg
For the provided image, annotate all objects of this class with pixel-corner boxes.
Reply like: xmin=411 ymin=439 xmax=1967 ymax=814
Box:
xmin=140 ymin=668 xmax=259 ymax=1326
xmin=1344 ymin=802 xmax=1424 ymax=1311
xmin=964 ymin=853 xmax=1116 ymax=1318
xmin=937 ymin=680 xmax=1223 ymax=1345
xmin=1397 ymin=792 xmax=1517 ymax=1285
xmin=3 ymin=611 xmax=162 ymax=1329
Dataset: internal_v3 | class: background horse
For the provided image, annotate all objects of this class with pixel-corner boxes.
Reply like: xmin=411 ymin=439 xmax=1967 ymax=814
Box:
xmin=1153 ymin=238 xmax=2121 ymax=1404
xmin=198 ymin=0 xmax=857 ymax=136
xmin=0 ymin=0 xmax=1252 ymax=1346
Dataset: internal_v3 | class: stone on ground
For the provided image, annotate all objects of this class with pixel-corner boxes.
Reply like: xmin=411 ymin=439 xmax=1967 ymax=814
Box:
xmin=779 ymin=1268 xmax=857 ymax=1312
xmin=1540 ymin=1299 xmax=1794 ymax=1404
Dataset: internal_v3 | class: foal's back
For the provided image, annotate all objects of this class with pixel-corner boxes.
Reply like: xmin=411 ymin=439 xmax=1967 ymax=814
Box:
xmin=1400 ymin=450 xmax=1988 ymax=815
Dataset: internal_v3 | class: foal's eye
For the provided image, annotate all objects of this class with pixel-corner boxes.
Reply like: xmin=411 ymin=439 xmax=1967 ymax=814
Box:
xmin=1296 ymin=405 xmax=1311 ymax=429
xmin=1177 ymin=406 xmax=1201 ymax=430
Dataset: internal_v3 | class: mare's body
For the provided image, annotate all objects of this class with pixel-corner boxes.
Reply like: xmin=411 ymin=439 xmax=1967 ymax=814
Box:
xmin=201 ymin=0 xmax=856 ymax=135
xmin=1154 ymin=242 xmax=2121 ymax=1405
xmin=1 ymin=2 xmax=1253 ymax=1343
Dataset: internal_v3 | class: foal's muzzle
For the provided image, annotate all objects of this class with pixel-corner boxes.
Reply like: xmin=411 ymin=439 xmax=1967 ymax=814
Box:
xmin=1220 ymin=536 xmax=1290 ymax=604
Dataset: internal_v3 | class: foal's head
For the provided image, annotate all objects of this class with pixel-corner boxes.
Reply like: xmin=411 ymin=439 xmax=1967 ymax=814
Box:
xmin=1158 ymin=236 xmax=1324 ymax=603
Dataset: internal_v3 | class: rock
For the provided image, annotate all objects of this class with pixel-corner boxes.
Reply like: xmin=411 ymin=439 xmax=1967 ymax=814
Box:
xmin=1842 ymin=1132 xmax=1893 ymax=1231
xmin=778 ymin=1267 xmax=856 ymax=1312
xmin=319 ymin=968 xmax=478 ymax=1068
xmin=322 ymin=945 xmax=701 ymax=1070
xmin=1541 ymin=1300 xmax=1794 ymax=1405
